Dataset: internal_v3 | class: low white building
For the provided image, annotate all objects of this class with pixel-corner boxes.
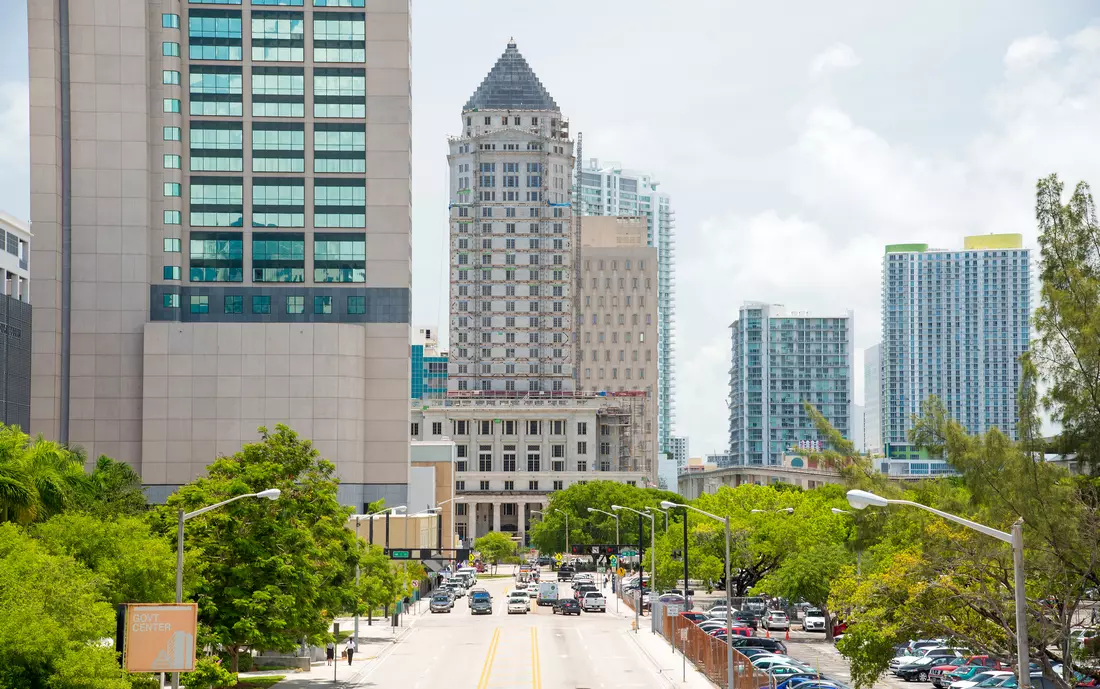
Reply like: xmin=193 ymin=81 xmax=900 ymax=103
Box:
xmin=410 ymin=392 xmax=650 ymax=544
xmin=0 ymin=213 xmax=30 ymax=303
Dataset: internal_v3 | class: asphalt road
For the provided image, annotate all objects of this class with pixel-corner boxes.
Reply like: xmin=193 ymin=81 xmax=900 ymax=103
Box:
xmin=359 ymin=572 xmax=670 ymax=689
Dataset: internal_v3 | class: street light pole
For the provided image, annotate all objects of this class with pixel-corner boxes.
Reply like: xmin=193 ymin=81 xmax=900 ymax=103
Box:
xmin=613 ymin=505 xmax=656 ymax=634
xmin=349 ymin=506 xmax=405 ymax=639
xmin=172 ymin=488 xmax=281 ymax=689
xmin=846 ymin=489 xmax=1030 ymax=689
xmin=664 ymin=500 xmax=733 ymax=689
xmin=588 ymin=507 xmax=620 ymax=593
xmin=554 ymin=508 xmax=569 ymax=555
xmin=646 ymin=506 xmax=669 ymax=531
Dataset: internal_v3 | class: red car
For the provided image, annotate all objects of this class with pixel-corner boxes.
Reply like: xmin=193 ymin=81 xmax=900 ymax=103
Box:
xmin=930 ymin=657 xmax=1006 ymax=689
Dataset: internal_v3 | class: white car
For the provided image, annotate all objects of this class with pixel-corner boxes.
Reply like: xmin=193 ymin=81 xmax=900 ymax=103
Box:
xmin=801 ymin=608 xmax=826 ymax=632
xmin=508 ymin=590 xmax=531 ymax=611
xmin=752 ymin=656 xmax=810 ymax=673
xmin=507 ymin=596 xmax=529 ymax=614
xmin=707 ymin=605 xmax=733 ymax=619
xmin=948 ymin=671 xmax=1013 ymax=689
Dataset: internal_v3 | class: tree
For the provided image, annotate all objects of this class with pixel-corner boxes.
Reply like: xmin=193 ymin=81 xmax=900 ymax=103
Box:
xmin=528 ymin=480 xmax=681 ymax=555
xmin=0 ymin=427 xmax=86 ymax=525
xmin=475 ymin=532 xmax=515 ymax=573
xmin=355 ymin=543 xmax=401 ymax=618
xmin=754 ymin=485 xmax=855 ymax=640
xmin=0 ymin=523 xmax=132 ymax=689
xmin=76 ymin=456 xmax=148 ymax=518
xmin=166 ymin=424 xmax=358 ymax=672
xmin=1032 ymin=174 xmax=1100 ymax=470
xmin=33 ymin=512 xmax=175 ymax=606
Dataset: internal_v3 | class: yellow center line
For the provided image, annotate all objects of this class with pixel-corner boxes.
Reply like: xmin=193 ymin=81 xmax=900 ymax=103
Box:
xmin=477 ymin=627 xmax=501 ymax=689
xmin=531 ymin=627 xmax=541 ymax=689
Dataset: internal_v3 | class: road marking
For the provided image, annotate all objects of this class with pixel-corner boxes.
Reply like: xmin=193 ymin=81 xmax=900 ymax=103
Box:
xmin=531 ymin=627 xmax=541 ymax=689
xmin=477 ymin=627 xmax=501 ymax=689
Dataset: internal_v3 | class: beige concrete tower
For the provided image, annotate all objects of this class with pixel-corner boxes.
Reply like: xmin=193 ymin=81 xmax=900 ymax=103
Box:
xmin=27 ymin=0 xmax=412 ymax=507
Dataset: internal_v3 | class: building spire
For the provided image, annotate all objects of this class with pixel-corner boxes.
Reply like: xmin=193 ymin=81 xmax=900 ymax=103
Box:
xmin=464 ymin=41 xmax=559 ymax=112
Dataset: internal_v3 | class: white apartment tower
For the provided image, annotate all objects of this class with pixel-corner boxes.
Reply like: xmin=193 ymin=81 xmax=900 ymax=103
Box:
xmin=447 ymin=41 xmax=575 ymax=394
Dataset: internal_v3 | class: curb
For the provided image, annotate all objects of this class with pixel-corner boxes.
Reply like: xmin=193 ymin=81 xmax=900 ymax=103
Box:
xmin=624 ymin=625 xmax=718 ymax=689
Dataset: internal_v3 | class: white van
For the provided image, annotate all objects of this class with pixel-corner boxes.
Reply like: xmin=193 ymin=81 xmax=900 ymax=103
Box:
xmin=458 ymin=566 xmax=478 ymax=584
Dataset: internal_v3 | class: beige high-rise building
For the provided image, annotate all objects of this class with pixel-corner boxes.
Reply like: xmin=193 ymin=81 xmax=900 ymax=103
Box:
xmin=27 ymin=0 xmax=412 ymax=506
xmin=578 ymin=215 xmax=658 ymax=479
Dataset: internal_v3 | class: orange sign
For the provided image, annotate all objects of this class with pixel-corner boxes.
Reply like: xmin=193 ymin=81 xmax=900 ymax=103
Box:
xmin=124 ymin=603 xmax=198 ymax=673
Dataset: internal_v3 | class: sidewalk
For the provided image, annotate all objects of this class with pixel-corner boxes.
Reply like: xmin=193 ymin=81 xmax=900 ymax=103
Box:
xmin=244 ymin=606 xmax=423 ymax=688
xmin=609 ymin=592 xmax=718 ymax=689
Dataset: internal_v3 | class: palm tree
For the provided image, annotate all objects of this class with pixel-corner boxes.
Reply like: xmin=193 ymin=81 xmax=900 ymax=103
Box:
xmin=0 ymin=426 xmax=87 ymax=524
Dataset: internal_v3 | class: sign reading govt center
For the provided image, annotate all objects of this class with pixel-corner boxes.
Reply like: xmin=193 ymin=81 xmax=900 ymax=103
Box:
xmin=124 ymin=603 xmax=198 ymax=673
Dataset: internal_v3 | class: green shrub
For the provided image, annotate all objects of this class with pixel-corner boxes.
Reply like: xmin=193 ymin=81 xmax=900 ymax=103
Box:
xmin=180 ymin=656 xmax=237 ymax=689
xmin=128 ymin=675 xmax=162 ymax=689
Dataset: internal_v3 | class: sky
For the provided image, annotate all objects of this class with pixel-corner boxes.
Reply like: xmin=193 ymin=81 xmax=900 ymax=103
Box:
xmin=1 ymin=1 xmax=1098 ymax=457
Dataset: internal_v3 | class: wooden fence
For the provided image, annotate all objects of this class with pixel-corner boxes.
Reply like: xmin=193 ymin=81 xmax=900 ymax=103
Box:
xmin=660 ymin=613 xmax=776 ymax=689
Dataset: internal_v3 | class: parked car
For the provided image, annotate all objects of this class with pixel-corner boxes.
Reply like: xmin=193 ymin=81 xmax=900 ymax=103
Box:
xmin=730 ymin=637 xmax=788 ymax=654
xmin=430 ymin=594 xmax=453 ymax=613
xmin=891 ymin=647 xmax=963 ymax=671
xmin=948 ymin=670 xmax=1013 ymax=689
xmin=658 ymin=593 xmax=687 ymax=606
xmin=763 ymin=610 xmax=791 ymax=631
xmin=734 ymin=610 xmax=759 ymax=630
xmin=553 ymin=598 xmax=581 ymax=616
xmin=707 ymin=604 xmax=733 ymax=619
xmin=743 ymin=597 xmax=768 ymax=617
xmin=507 ymin=595 xmax=529 ymax=614
xmin=932 ymin=658 xmax=1004 ymax=688
xmin=896 ymin=655 xmax=962 ymax=682
xmin=801 ymin=609 xmax=826 ymax=632
xmin=679 ymin=611 xmax=709 ymax=624
xmin=581 ymin=591 xmax=606 ymax=612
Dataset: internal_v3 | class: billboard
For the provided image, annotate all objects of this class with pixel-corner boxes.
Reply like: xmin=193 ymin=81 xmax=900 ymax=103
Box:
xmin=124 ymin=603 xmax=198 ymax=673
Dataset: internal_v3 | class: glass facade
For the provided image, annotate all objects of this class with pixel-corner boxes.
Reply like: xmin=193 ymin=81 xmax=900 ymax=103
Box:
xmin=189 ymin=66 xmax=242 ymax=116
xmin=729 ymin=304 xmax=853 ymax=466
xmin=252 ymin=122 xmax=304 ymax=172
xmin=881 ymin=238 xmax=1031 ymax=457
xmin=313 ymin=13 xmax=365 ymax=62
xmin=252 ymin=179 xmax=305 ymax=227
xmin=411 ymin=344 xmax=449 ymax=399
xmin=314 ymin=233 xmax=365 ymax=282
xmin=251 ymin=11 xmax=305 ymax=61
xmin=188 ymin=10 xmax=243 ymax=61
xmin=314 ymin=123 xmax=364 ymax=173
xmin=253 ymin=233 xmax=305 ymax=282
xmin=189 ymin=121 xmax=243 ymax=171
xmin=251 ymin=67 xmax=304 ymax=118
xmin=313 ymin=68 xmax=365 ymax=118
xmin=189 ymin=232 xmax=244 ymax=282
xmin=314 ymin=180 xmax=365 ymax=227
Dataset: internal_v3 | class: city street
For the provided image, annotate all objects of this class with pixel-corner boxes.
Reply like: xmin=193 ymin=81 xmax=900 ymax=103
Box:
xmin=359 ymin=573 xmax=675 ymax=689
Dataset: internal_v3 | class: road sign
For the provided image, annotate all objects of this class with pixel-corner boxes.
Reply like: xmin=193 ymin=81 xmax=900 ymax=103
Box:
xmin=680 ymin=628 xmax=689 ymax=642
xmin=390 ymin=550 xmax=411 ymax=559
xmin=609 ymin=555 xmax=618 ymax=568
xmin=555 ymin=553 xmax=562 ymax=562
xmin=620 ymin=549 xmax=638 ymax=557
xmin=123 ymin=603 xmax=197 ymax=673
xmin=617 ymin=567 xmax=626 ymax=577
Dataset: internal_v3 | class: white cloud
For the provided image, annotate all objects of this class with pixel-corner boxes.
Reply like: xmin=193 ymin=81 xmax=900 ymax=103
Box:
xmin=676 ymin=25 xmax=1100 ymax=454
xmin=1004 ymin=33 xmax=1060 ymax=70
xmin=808 ymin=43 xmax=860 ymax=77
xmin=0 ymin=81 xmax=28 ymax=220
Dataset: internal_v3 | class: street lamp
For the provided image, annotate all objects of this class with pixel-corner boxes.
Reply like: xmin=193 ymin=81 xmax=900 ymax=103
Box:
xmin=350 ymin=506 xmax=406 ymax=640
xmin=663 ymin=499 xmax=733 ymax=689
xmin=846 ymin=489 xmax=1030 ymax=689
xmin=750 ymin=507 xmax=794 ymax=514
xmin=588 ymin=508 xmax=620 ymax=612
xmin=173 ymin=488 xmax=280 ymax=689
xmin=613 ymin=504 xmax=655 ymax=635
xmin=645 ymin=505 xmax=670 ymax=531
xmin=554 ymin=508 xmax=570 ymax=556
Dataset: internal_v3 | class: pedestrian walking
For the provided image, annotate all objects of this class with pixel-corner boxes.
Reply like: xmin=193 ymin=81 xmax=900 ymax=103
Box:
xmin=325 ymin=641 xmax=335 ymax=666
xmin=345 ymin=637 xmax=357 ymax=665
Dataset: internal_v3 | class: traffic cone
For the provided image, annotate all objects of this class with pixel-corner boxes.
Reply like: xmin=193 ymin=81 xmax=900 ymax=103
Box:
xmin=765 ymin=628 xmax=771 ymax=638
xmin=786 ymin=629 xmax=790 ymax=640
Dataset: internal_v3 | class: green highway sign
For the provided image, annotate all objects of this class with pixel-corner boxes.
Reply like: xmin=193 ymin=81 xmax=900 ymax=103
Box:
xmin=620 ymin=549 xmax=638 ymax=557
xmin=390 ymin=550 xmax=411 ymax=560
